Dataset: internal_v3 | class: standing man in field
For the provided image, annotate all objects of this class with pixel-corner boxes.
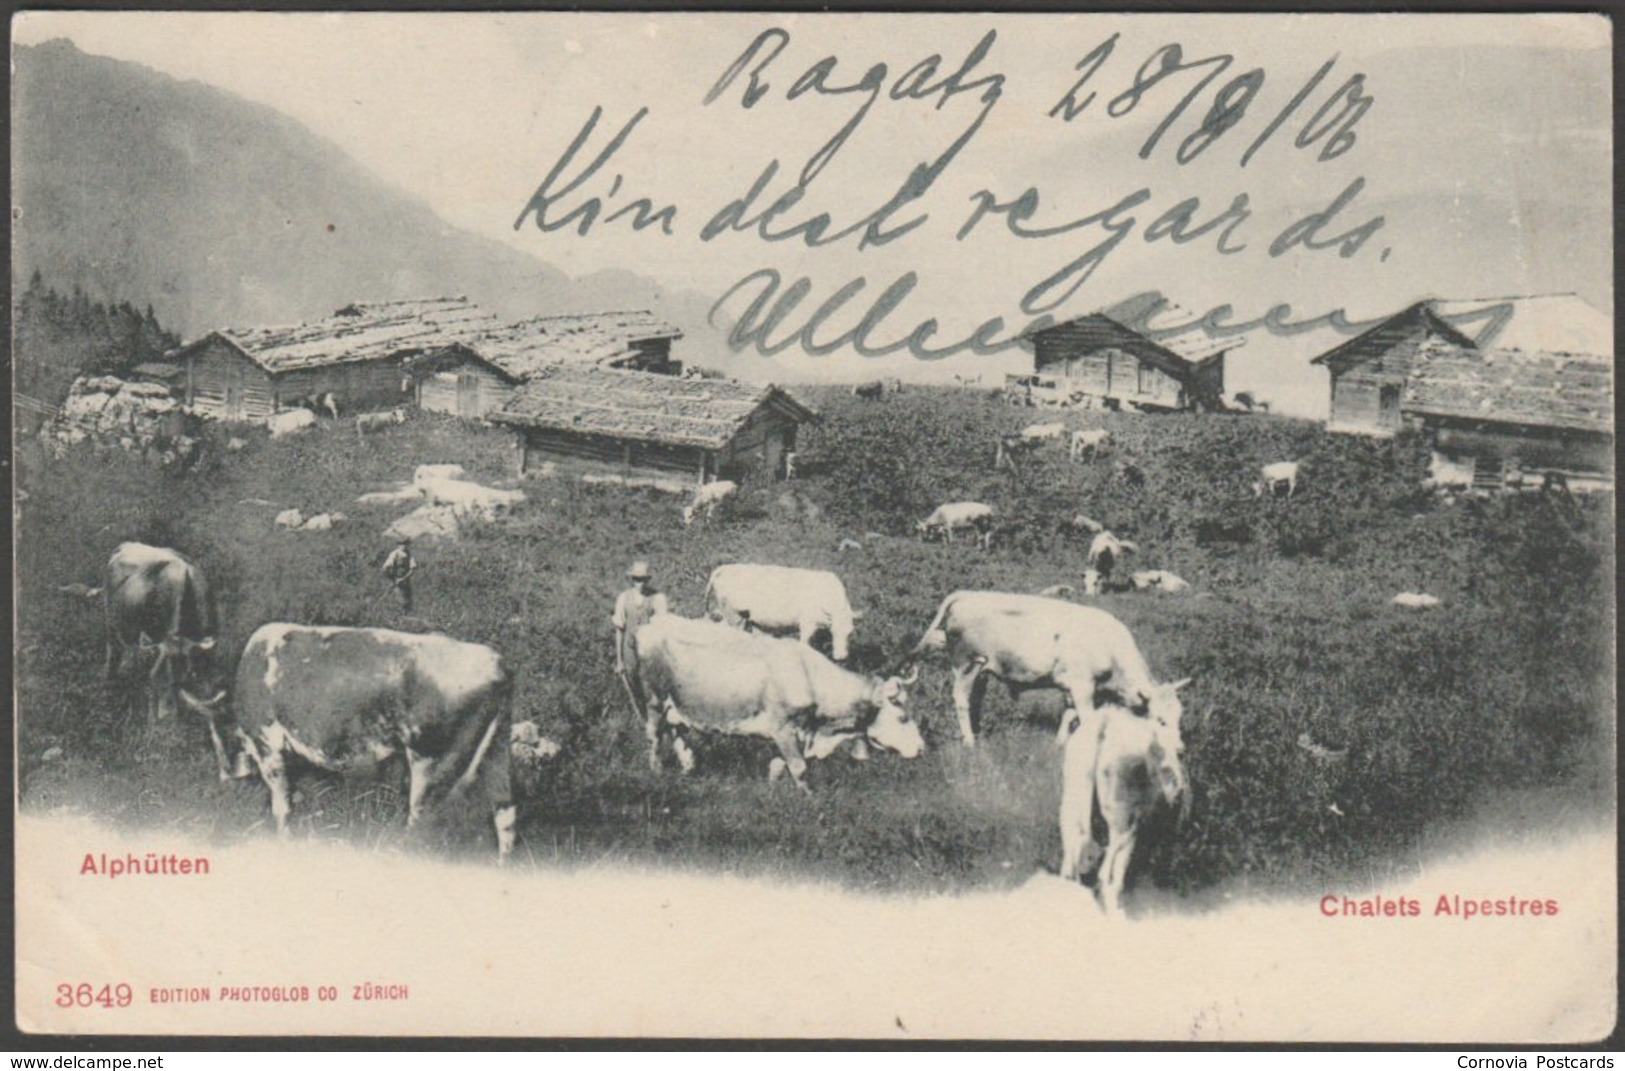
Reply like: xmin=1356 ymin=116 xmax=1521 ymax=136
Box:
xmin=381 ymin=537 xmax=417 ymax=613
xmin=612 ymin=560 xmax=669 ymax=681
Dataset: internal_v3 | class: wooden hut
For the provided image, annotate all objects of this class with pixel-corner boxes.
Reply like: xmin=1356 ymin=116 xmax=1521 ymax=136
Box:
xmin=1311 ymin=302 xmax=1478 ymax=434
xmin=1403 ymin=338 xmax=1613 ymax=492
xmin=171 ymin=298 xmax=493 ymax=423
xmin=1023 ymin=313 xmax=1229 ymax=411
xmin=488 ymin=365 xmax=815 ymax=487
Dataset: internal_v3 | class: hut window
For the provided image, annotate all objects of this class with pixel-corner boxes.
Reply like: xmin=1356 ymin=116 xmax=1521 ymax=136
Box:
xmin=1136 ymin=361 xmax=1153 ymax=394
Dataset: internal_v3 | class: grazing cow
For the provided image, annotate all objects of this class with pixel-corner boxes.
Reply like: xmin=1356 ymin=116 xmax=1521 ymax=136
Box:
xmin=102 ymin=543 xmax=219 ymax=749
xmin=852 ymin=380 xmax=886 ymax=400
xmin=916 ymin=502 xmax=997 ymax=547
xmin=633 ymin=615 xmax=923 ymax=788
xmin=1069 ymin=429 xmax=1110 ymax=462
xmin=1083 ymin=531 xmax=1138 ymax=594
xmin=886 ymin=378 xmax=904 ymax=394
xmin=1253 ymin=460 xmax=1301 ymax=498
xmin=705 ymin=564 xmax=858 ymax=662
xmin=267 ymin=408 xmax=317 ymax=439
xmin=953 ymin=373 xmax=984 ymax=387
xmin=1130 ymin=570 xmax=1190 ymax=595
xmin=356 ymin=408 xmax=408 ymax=437
xmin=994 ymin=434 xmax=1040 ymax=473
xmin=900 ymin=590 xmax=1188 ymax=748
xmin=1391 ymin=592 xmax=1442 ymax=610
xmin=1037 ymin=584 xmax=1076 ymax=598
xmin=1020 ymin=422 xmax=1067 ymax=444
xmin=682 ymin=479 xmax=739 ymax=526
xmin=180 ymin=624 xmax=516 ymax=861
xmin=1059 ymin=702 xmax=1189 ymax=917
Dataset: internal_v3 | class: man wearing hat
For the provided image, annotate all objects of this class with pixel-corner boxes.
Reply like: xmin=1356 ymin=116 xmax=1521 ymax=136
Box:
xmin=612 ymin=560 xmax=669 ymax=680
xmin=381 ymin=537 xmax=417 ymax=612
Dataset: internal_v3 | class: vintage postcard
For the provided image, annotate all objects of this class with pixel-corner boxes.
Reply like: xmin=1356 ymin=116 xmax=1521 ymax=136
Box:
xmin=11 ymin=11 xmax=1616 ymax=1042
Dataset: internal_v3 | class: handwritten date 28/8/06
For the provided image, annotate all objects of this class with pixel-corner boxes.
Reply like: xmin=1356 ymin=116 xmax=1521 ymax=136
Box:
xmin=1047 ymin=34 xmax=1372 ymax=168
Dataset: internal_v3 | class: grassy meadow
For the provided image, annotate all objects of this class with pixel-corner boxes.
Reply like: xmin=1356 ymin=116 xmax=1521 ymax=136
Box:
xmin=14 ymin=387 xmax=1616 ymax=904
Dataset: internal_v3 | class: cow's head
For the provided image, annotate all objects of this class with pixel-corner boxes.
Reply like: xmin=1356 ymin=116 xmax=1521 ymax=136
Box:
xmin=864 ymin=670 xmax=924 ymax=759
xmin=1145 ymin=718 xmax=1191 ymax=823
xmin=1134 ymin=677 xmax=1190 ymax=740
xmin=142 ymin=634 xmax=219 ymax=717
xmin=1081 ymin=568 xmax=1102 ymax=596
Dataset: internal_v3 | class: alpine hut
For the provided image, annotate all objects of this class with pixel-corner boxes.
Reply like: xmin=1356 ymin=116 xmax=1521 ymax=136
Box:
xmin=404 ymin=309 xmax=685 ymax=419
xmin=1403 ymin=338 xmax=1614 ymax=492
xmin=1312 ymin=302 xmax=1484 ymax=435
xmin=1021 ymin=312 xmax=1230 ymax=411
xmin=172 ymin=298 xmax=494 ymax=423
xmin=489 ymin=366 xmax=815 ymax=488
xmin=1313 ymin=294 xmax=1613 ymax=436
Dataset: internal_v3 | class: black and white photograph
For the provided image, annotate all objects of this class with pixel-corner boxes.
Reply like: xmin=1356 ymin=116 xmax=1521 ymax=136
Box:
xmin=10 ymin=10 xmax=1616 ymax=1041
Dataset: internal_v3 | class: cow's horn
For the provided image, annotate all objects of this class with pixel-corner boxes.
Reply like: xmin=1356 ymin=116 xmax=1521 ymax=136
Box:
xmin=195 ymin=637 xmax=217 ymax=652
xmin=1169 ymin=677 xmax=1192 ymax=692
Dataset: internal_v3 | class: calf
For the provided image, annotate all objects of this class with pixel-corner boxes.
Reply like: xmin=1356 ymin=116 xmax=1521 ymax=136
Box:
xmin=1069 ymin=429 xmax=1110 ymax=462
xmin=1059 ymin=702 xmax=1189 ymax=917
xmin=356 ymin=408 xmax=408 ymax=437
xmin=1130 ymin=570 xmax=1190 ymax=595
xmin=916 ymin=502 xmax=997 ymax=549
xmin=1253 ymin=460 xmax=1301 ymax=498
xmin=852 ymin=381 xmax=885 ymax=400
xmin=267 ymin=408 xmax=317 ymax=439
xmin=682 ymin=480 xmax=739 ymax=526
xmin=1083 ymin=531 xmax=1138 ymax=594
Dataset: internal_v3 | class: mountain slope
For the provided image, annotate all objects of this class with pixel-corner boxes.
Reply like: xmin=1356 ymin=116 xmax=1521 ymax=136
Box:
xmin=11 ymin=38 xmax=725 ymax=350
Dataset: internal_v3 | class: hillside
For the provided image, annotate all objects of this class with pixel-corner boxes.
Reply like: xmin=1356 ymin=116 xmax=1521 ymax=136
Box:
xmin=15 ymin=392 xmax=1614 ymax=901
xmin=10 ymin=39 xmax=726 ymax=349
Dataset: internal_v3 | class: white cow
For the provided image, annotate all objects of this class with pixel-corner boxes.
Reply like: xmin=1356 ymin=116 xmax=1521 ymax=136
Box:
xmin=705 ymin=564 xmax=858 ymax=662
xmin=683 ymin=480 xmax=739 ymax=526
xmin=1020 ymin=422 xmax=1067 ymax=444
xmin=1391 ymin=592 xmax=1442 ymax=610
xmin=356 ymin=408 xmax=407 ymax=437
xmin=267 ymin=409 xmax=317 ymax=439
xmin=1083 ymin=531 xmax=1138 ymax=594
xmin=1069 ymin=429 xmax=1111 ymax=461
xmin=1059 ymin=702 xmax=1189 ymax=917
xmin=1253 ymin=461 xmax=1301 ymax=498
xmin=916 ymin=502 xmax=997 ymax=548
xmin=1130 ymin=570 xmax=1190 ymax=595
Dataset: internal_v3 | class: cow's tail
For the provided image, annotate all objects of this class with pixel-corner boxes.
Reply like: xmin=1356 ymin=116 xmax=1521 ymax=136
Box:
xmin=889 ymin=592 xmax=959 ymax=677
xmin=456 ymin=666 xmax=513 ymax=800
xmin=701 ymin=572 xmax=719 ymax=620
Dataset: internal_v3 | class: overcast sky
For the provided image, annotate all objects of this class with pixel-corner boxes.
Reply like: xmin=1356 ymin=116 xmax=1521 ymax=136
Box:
xmin=13 ymin=12 xmax=1612 ymax=408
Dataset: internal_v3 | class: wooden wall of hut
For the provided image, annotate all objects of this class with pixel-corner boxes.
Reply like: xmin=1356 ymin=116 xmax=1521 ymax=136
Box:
xmin=1037 ymin=345 xmax=1185 ymax=408
xmin=517 ymin=427 xmax=707 ymax=483
xmin=417 ymin=365 xmax=514 ymax=418
xmin=184 ymin=340 xmax=276 ymax=422
xmin=271 ymin=360 xmax=411 ymax=416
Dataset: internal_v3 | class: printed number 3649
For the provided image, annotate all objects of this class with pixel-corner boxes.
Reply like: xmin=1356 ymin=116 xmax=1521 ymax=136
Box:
xmin=55 ymin=983 xmax=133 ymax=1008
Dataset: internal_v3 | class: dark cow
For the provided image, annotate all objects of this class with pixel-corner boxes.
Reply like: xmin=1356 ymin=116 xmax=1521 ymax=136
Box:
xmin=181 ymin=624 xmax=516 ymax=861
xmin=633 ymin=614 xmax=923 ymax=788
xmin=852 ymin=380 xmax=886 ymax=400
xmin=102 ymin=543 xmax=219 ymax=746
